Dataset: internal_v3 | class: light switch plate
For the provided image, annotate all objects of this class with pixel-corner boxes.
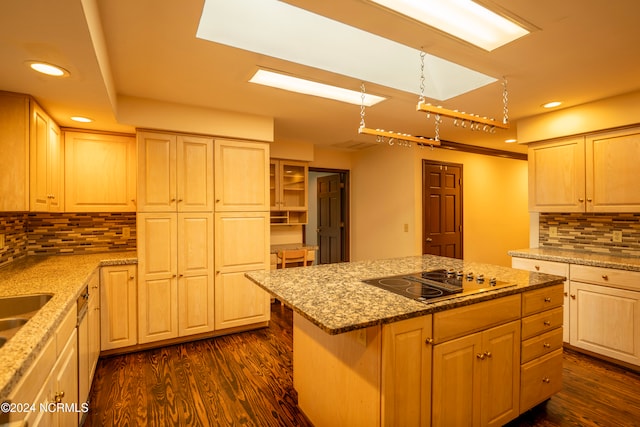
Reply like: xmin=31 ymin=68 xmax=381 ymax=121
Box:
xmin=612 ymin=230 xmax=623 ymax=243
xmin=549 ymin=226 xmax=558 ymax=238
xmin=122 ymin=227 xmax=131 ymax=239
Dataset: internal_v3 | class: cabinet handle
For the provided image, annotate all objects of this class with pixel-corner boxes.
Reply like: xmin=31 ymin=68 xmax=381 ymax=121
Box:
xmin=543 ymin=343 xmax=551 ymax=348
xmin=544 ymin=320 xmax=551 ymax=326
xmin=534 ymin=265 xmax=540 ymax=271
xmin=570 ymin=294 xmax=576 ymax=299
xmin=544 ymin=297 xmax=552 ymax=302
xmin=425 ymin=338 xmax=434 ymax=345
xmin=476 ymin=353 xmax=486 ymax=360
xmin=602 ymin=275 xmax=609 ymax=280
xmin=54 ymin=391 xmax=65 ymax=403
xmin=542 ymin=377 xmax=551 ymax=384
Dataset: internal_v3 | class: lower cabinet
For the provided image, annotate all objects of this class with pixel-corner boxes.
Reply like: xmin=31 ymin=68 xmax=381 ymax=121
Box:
xmin=381 ymin=315 xmax=432 ymax=427
xmin=432 ymin=320 xmax=521 ymax=427
xmin=7 ymin=307 xmax=79 ymax=427
xmin=101 ymin=264 xmax=138 ymax=350
xmin=214 ymin=212 xmax=270 ymax=330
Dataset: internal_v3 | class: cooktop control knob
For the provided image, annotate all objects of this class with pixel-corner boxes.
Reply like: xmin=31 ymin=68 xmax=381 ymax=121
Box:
xmin=446 ymin=269 xmax=456 ymax=278
xmin=456 ymin=270 xmax=464 ymax=278
xmin=466 ymin=272 xmax=474 ymax=281
xmin=489 ymin=277 xmax=497 ymax=286
xmin=476 ymin=274 xmax=485 ymax=283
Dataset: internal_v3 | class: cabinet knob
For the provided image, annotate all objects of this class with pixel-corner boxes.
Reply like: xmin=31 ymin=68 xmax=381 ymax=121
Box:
xmin=476 ymin=353 xmax=486 ymax=360
xmin=543 ymin=343 xmax=551 ymax=348
xmin=484 ymin=351 xmax=492 ymax=358
xmin=542 ymin=377 xmax=551 ymax=384
xmin=170 ymin=198 xmax=176 ymax=202
xmin=129 ymin=275 xmax=135 ymax=280
xmin=564 ymin=292 xmax=568 ymax=297
xmin=534 ymin=265 xmax=540 ymax=271
xmin=578 ymin=198 xmax=585 ymax=202
xmin=54 ymin=391 xmax=65 ymax=403
xmin=216 ymin=199 xmax=221 ymax=203
xmin=587 ymin=198 xmax=593 ymax=202
xmin=544 ymin=297 xmax=552 ymax=302
xmin=602 ymin=275 xmax=609 ymax=280
xmin=178 ymin=199 xmax=183 ymax=203
xmin=425 ymin=338 xmax=434 ymax=345
xmin=543 ymin=320 xmax=551 ymax=326
xmin=570 ymin=294 xmax=576 ymax=299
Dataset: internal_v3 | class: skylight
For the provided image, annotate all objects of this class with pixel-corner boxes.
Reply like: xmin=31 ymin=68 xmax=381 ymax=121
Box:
xmin=197 ymin=0 xmax=497 ymax=101
xmin=369 ymin=0 xmax=529 ymax=51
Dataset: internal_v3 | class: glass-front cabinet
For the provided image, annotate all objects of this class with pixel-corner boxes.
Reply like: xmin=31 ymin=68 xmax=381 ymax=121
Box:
xmin=270 ymin=159 xmax=308 ymax=225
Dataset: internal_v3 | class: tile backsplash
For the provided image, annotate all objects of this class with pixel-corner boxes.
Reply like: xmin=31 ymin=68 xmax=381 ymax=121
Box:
xmin=0 ymin=212 xmax=136 ymax=268
xmin=540 ymin=213 xmax=640 ymax=257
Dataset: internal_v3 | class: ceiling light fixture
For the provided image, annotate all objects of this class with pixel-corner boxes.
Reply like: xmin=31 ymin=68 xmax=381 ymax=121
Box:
xmin=505 ymin=138 xmax=517 ymax=143
xmin=70 ymin=116 xmax=93 ymax=123
xmin=26 ymin=61 xmax=69 ymax=77
xmin=249 ymin=69 xmax=386 ymax=106
xmin=369 ymin=0 xmax=529 ymax=51
xmin=542 ymin=101 xmax=562 ymax=108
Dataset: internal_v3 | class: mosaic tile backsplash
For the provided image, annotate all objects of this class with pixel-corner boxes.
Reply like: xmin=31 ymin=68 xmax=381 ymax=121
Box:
xmin=540 ymin=213 xmax=640 ymax=257
xmin=0 ymin=212 xmax=136 ymax=268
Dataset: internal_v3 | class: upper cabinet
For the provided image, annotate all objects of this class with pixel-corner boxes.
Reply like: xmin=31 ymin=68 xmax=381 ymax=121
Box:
xmin=0 ymin=91 xmax=29 ymax=211
xmin=30 ymin=101 xmax=64 ymax=212
xmin=214 ymin=139 xmax=269 ymax=212
xmin=137 ymin=131 xmax=214 ymax=212
xmin=528 ymin=127 xmax=640 ymax=212
xmin=65 ymin=131 xmax=136 ymax=212
xmin=270 ymin=159 xmax=308 ymax=224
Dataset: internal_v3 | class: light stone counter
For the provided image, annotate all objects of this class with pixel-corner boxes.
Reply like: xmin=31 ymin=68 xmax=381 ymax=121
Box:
xmin=508 ymin=248 xmax=640 ymax=272
xmin=245 ymin=254 xmax=564 ymax=335
xmin=0 ymin=252 xmax=137 ymax=400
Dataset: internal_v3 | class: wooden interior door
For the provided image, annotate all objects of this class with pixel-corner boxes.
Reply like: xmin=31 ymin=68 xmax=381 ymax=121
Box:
xmin=422 ymin=160 xmax=463 ymax=258
xmin=317 ymin=174 xmax=342 ymax=264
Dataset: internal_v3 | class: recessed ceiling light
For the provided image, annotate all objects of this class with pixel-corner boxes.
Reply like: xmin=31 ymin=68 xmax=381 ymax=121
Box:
xmin=542 ymin=101 xmax=562 ymax=108
xmin=71 ymin=116 xmax=93 ymax=123
xmin=249 ymin=69 xmax=386 ymax=106
xmin=505 ymin=138 xmax=517 ymax=143
xmin=26 ymin=61 xmax=69 ymax=77
xmin=369 ymin=0 xmax=529 ymax=51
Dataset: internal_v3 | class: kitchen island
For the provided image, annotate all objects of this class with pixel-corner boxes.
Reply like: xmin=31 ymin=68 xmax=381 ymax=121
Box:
xmin=246 ymin=255 xmax=566 ymax=427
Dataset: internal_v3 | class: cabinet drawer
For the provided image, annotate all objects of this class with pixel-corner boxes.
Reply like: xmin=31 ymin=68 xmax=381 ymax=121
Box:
xmin=433 ymin=295 xmax=520 ymax=343
xmin=522 ymin=285 xmax=564 ymax=316
xmin=570 ymin=264 xmax=640 ymax=291
xmin=521 ymin=328 xmax=563 ymax=364
xmin=512 ymin=257 xmax=569 ymax=277
xmin=521 ymin=307 xmax=563 ymax=340
xmin=520 ymin=349 xmax=563 ymax=412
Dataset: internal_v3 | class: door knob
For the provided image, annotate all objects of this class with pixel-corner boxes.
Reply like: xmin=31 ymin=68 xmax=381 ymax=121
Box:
xmin=425 ymin=238 xmax=433 ymax=242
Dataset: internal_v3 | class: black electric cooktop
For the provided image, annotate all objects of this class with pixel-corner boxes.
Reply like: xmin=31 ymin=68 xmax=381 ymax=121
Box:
xmin=362 ymin=268 xmax=514 ymax=303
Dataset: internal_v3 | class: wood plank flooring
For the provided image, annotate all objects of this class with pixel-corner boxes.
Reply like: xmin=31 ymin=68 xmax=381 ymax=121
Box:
xmin=85 ymin=303 xmax=640 ymax=426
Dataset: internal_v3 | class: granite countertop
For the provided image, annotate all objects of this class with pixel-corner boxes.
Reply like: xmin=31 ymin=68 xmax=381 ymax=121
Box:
xmin=0 ymin=252 xmax=137 ymax=400
xmin=245 ymin=254 xmax=564 ymax=335
xmin=508 ymin=248 xmax=640 ymax=272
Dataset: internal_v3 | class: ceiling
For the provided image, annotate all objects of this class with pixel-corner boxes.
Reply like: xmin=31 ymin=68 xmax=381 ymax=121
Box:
xmin=2 ymin=0 xmax=640 ymax=155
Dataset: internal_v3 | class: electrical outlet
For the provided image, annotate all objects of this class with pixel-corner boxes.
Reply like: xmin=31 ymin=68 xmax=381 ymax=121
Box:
xmin=612 ymin=230 xmax=623 ymax=243
xmin=549 ymin=226 xmax=558 ymax=238
xmin=0 ymin=234 xmax=5 ymax=250
xmin=122 ymin=227 xmax=131 ymax=239
xmin=403 ymin=223 xmax=409 ymax=232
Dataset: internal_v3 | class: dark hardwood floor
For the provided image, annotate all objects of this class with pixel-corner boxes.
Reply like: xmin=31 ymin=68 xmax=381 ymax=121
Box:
xmin=85 ymin=303 xmax=640 ymax=426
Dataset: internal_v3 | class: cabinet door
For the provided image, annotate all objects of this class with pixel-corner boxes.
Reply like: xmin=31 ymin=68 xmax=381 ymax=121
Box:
xmin=65 ymin=131 xmax=136 ymax=212
xmin=88 ymin=290 xmax=100 ymax=381
xmin=528 ymin=137 xmax=585 ymax=212
xmin=569 ymin=281 xmax=640 ymax=365
xmin=101 ymin=265 xmax=137 ymax=350
xmin=278 ymin=160 xmax=308 ymax=211
xmin=381 ymin=315 xmax=432 ymax=427
xmin=137 ymin=213 xmax=178 ymax=343
xmin=177 ymin=135 xmax=214 ymax=212
xmin=53 ymin=329 xmax=79 ymax=427
xmin=432 ymin=333 xmax=481 ymax=427
xmin=0 ymin=92 xmax=29 ymax=211
xmin=30 ymin=102 xmax=63 ymax=211
xmin=214 ymin=140 xmax=269 ymax=211
xmin=480 ymin=321 xmax=520 ymax=427
xmin=214 ymin=212 xmax=270 ymax=329
xmin=586 ymin=128 xmax=640 ymax=212
xmin=47 ymin=120 xmax=63 ymax=212
xmin=178 ymin=213 xmax=214 ymax=336
xmin=137 ymin=132 xmax=177 ymax=212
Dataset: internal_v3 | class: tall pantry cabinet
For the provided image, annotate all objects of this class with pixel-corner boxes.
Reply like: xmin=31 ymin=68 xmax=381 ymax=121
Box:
xmin=137 ymin=131 xmax=270 ymax=345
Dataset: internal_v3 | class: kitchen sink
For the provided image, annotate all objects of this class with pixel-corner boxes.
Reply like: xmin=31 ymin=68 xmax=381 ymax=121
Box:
xmin=0 ymin=293 xmax=53 ymax=318
xmin=0 ymin=294 xmax=53 ymax=349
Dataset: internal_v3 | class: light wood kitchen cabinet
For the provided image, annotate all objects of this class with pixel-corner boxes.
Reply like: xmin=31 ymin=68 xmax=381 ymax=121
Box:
xmin=137 ymin=131 xmax=214 ymax=212
xmin=214 ymin=212 xmax=270 ymax=330
xmin=511 ymin=257 xmax=569 ymax=342
xmin=529 ymin=127 xmax=640 ymax=212
xmin=270 ymin=159 xmax=308 ymax=224
xmin=519 ymin=285 xmax=564 ymax=411
xmin=101 ymin=264 xmax=138 ymax=350
xmin=381 ymin=315 xmax=432 ymax=427
xmin=64 ymin=131 xmax=136 ymax=212
xmin=137 ymin=212 xmax=214 ymax=343
xmin=79 ymin=270 xmax=101 ymax=417
xmin=8 ymin=307 xmax=78 ymax=426
xmin=432 ymin=320 xmax=521 ymax=427
xmin=214 ymin=139 xmax=270 ymax=212
xmin=0 ymin=91 xmax=29 ymax=211
xmin=569 ymin=264 xmax=640 ymax=366
xmin=30 ymin=101 xmax=64 ymax=212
